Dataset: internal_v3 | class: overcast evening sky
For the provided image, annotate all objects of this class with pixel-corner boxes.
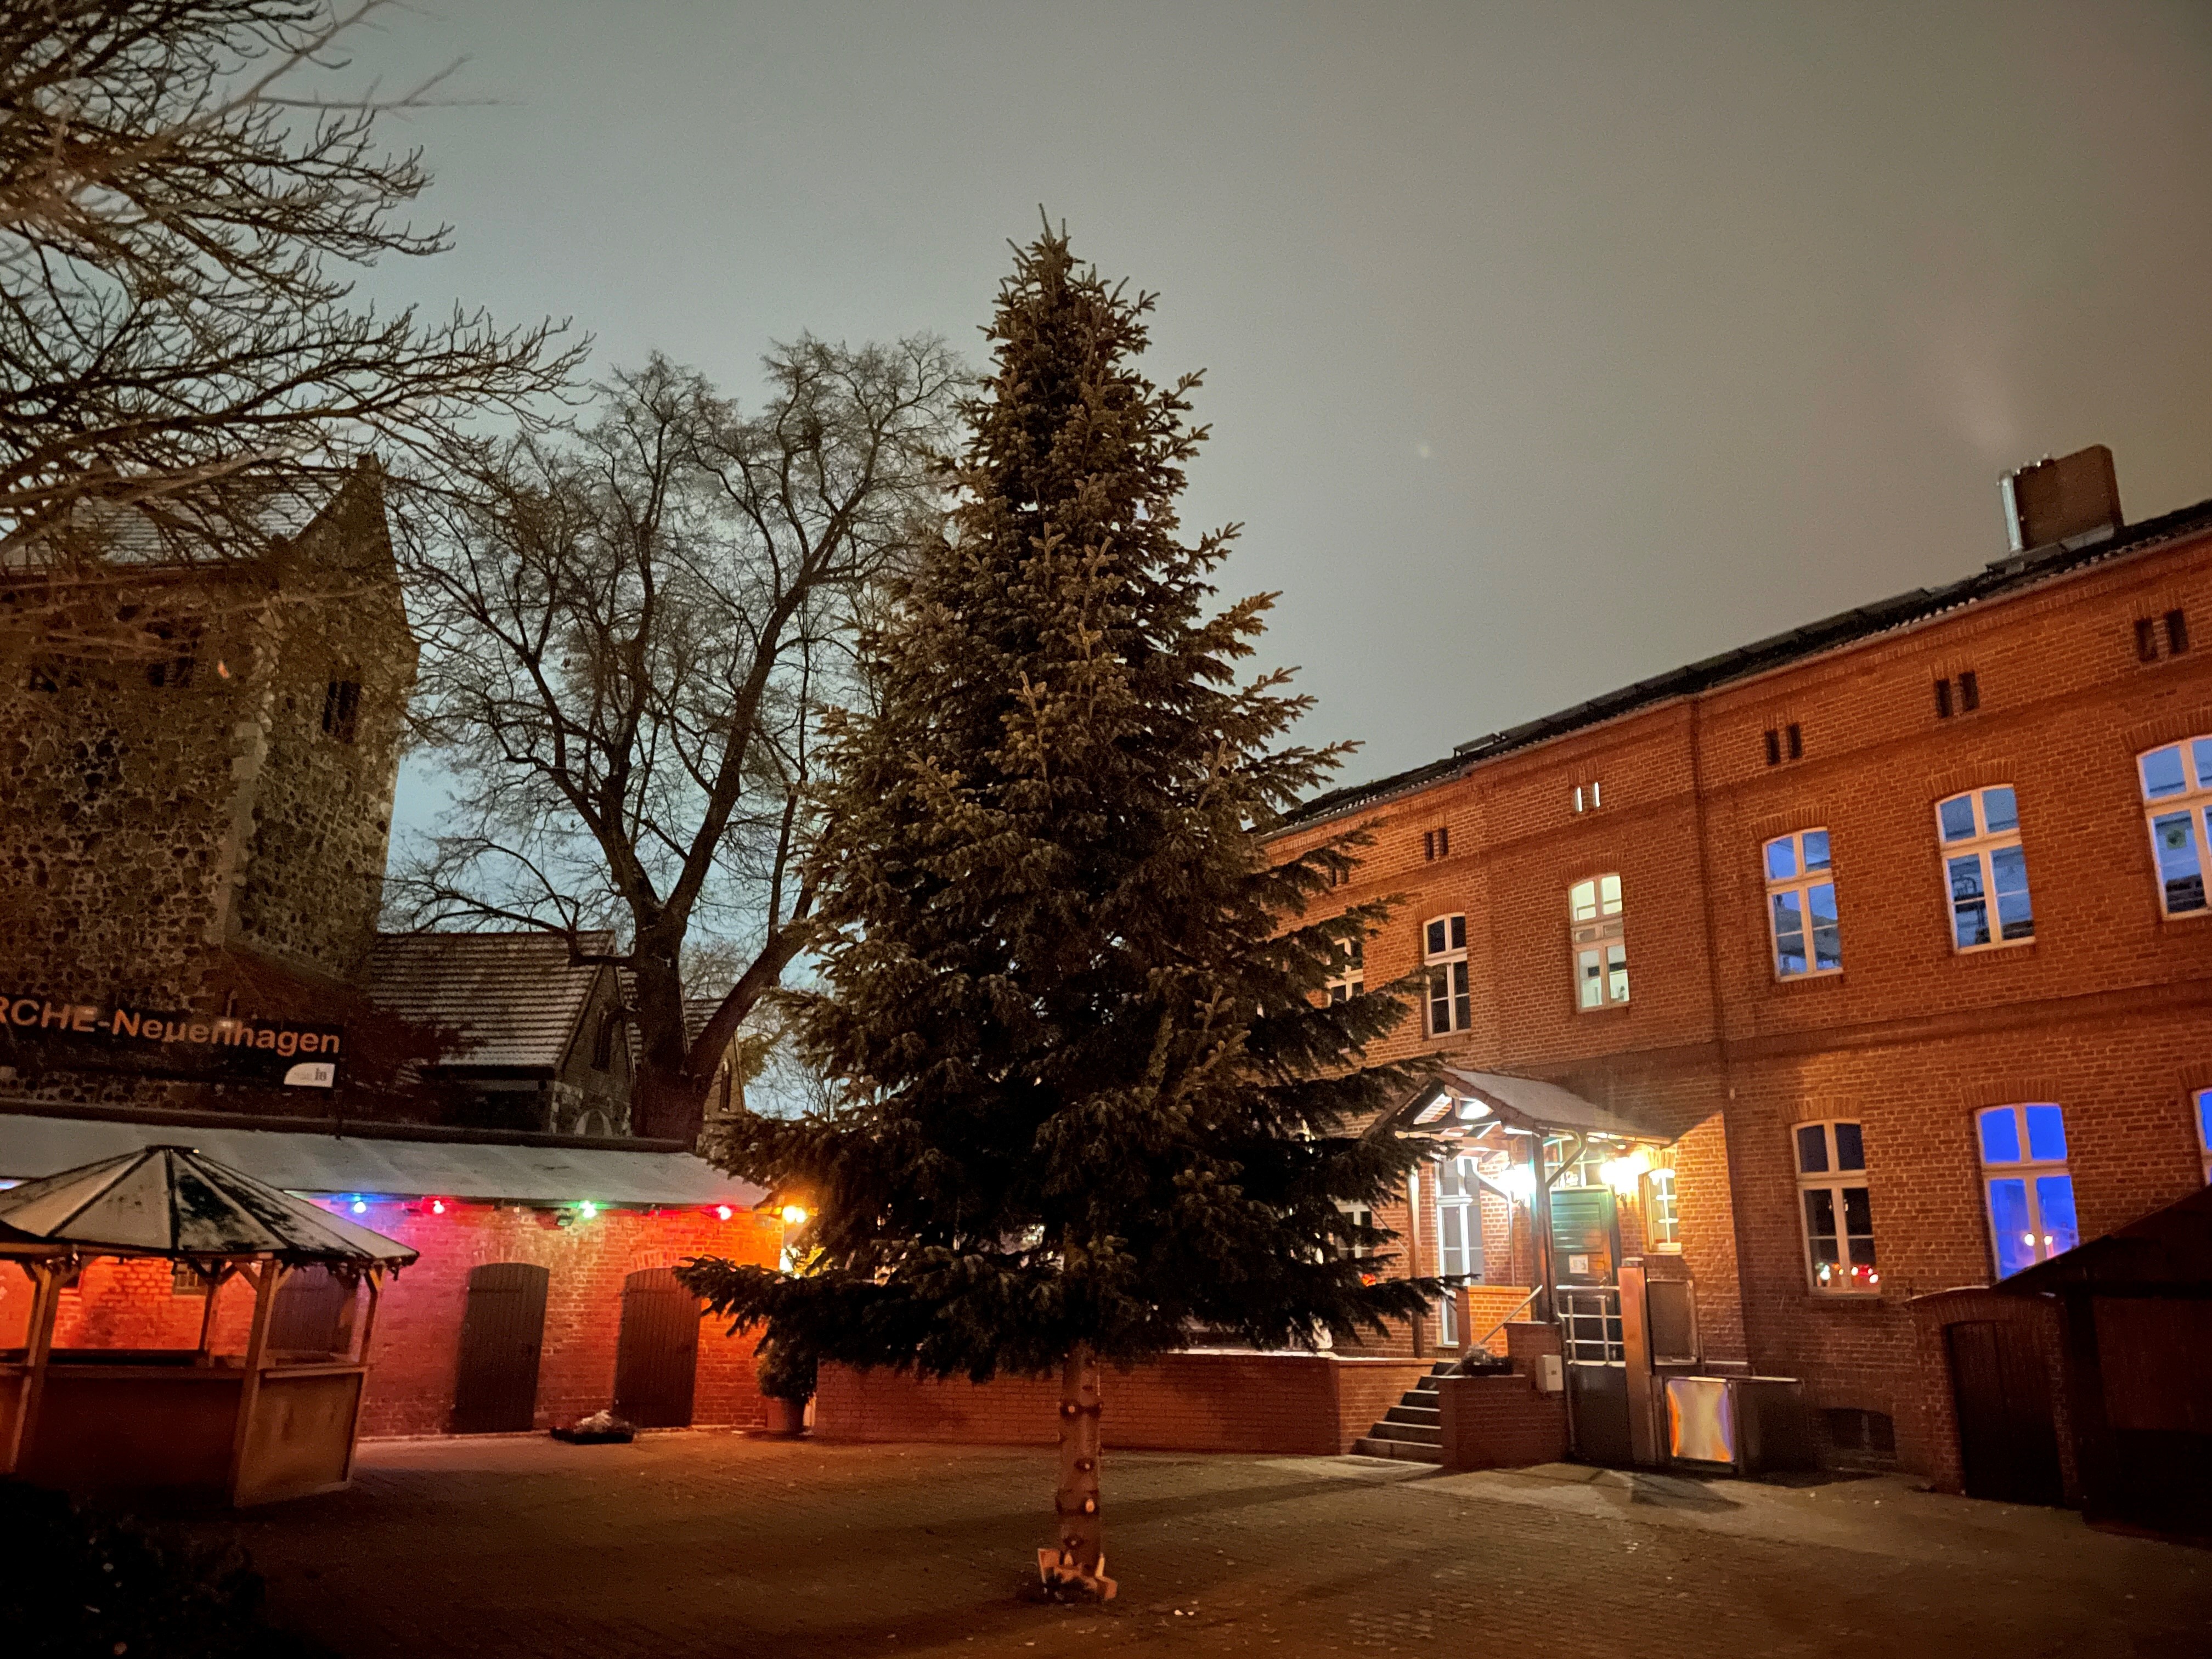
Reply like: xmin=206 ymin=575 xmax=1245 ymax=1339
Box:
xmin=356 ymin=1 xmax=2212 ymax=830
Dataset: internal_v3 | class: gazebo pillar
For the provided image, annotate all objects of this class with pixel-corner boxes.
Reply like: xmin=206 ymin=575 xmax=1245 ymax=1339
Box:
xmin=2 ymin=1259 xmax=65 ymax=1476
xmin=225 ymin=1257 xmax=283 ymax=1502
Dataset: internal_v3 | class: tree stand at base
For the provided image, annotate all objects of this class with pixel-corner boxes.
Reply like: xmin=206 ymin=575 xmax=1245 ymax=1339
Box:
xmin=1037 ymin=1344 xmax=1117 ymax=1602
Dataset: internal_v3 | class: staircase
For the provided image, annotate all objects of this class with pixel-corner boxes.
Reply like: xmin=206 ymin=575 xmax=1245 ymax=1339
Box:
xmin=1350 ymin=1361 xmax=1458 ymax=1463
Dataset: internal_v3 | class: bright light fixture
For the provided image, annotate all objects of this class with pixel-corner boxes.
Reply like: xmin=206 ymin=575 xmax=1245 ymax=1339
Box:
xmin=780 ymin=1204 xmax=809 ymax=1227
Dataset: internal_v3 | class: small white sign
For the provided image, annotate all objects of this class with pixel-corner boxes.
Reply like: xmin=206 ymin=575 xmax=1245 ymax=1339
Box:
xmin=1568 ymin=1254 xmax=1591 ymax=1276
xmin=283 ymin=1061 xmax=336 ymax=1088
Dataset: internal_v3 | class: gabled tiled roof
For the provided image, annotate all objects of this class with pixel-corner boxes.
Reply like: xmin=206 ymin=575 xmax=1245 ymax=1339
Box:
xmin=1277 ymin=493 xmax=2212 ymax=833
xmin=366 ymin=930 xmax=616 ymax=1072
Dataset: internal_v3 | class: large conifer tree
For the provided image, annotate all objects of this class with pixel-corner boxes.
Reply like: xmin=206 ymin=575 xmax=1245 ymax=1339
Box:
xmin=681 ymin=227 xmax=1438 ymax=1598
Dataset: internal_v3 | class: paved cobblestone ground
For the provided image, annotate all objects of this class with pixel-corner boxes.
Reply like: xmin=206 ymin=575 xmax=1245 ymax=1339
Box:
xmin=187 ymin=1434 xmax=2211 ymax=1658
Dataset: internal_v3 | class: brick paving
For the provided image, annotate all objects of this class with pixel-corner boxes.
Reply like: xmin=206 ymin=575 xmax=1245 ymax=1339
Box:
xmin=186 ymin=1432 xmax=2211 ymax=1658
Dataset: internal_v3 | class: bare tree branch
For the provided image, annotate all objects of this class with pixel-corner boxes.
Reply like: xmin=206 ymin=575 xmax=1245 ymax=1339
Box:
xmin=388 ymin=340 xmax=960 ymax=1135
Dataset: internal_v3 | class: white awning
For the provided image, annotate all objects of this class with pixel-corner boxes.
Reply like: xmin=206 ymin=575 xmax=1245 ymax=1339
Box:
xmin=0 ymin=1113 xmax=763 ymax=1209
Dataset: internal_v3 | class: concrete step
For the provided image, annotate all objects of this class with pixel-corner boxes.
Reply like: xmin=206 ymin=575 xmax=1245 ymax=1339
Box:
xmin=1363 ymin=1419 xmax=1441 ymax=1447
xmin=1351 ymin=1435 xmax=1443 ymax=1464
xmin=1413 ymin=1375 xmax=1440 ymax=1393
xmin=1384 ymin=1403 xmax=1440 ymax=1427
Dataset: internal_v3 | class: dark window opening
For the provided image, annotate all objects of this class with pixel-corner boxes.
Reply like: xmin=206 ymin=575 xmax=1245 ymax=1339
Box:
xmin=590 ymin=1009 xmax=619 ymax=1071
xmin=2168 ymin=609 xmax=2191 ymax=656
xmin=322 ymin=678 xmax=361 ymax=743
xmin=146 ymin=654 xmax=196 ymax=689
xmin=1957 ymin=671 xmax=1979 ymax=712
xmin=1764 ymin=730 xmax=1781 ymax=767
xmin=1786 ymin=723 xmax=1803 ymax=760
xmin=1822 ymin=1406 xmax=1897 ymax=1458
xmin=1423 ymin=827 xmax=1449 ymax=861
xmin=2137 ymin=618 xmax=2161 ymax=663
xmin=1934 ymin=679 xmax=1953 ymax=719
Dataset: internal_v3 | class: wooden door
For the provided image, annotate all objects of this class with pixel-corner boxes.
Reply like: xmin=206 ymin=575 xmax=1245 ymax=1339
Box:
xmin=1947 ymin=1319 xmax=2063 ymax=1505
xmin=452 ymin=1262 xmax=549 ymax=1434
xmin=613 ymin=1267 xmax=699 ymax=1428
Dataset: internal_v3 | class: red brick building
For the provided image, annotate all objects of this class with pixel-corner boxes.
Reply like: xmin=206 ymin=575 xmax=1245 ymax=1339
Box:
xmin=1269 ymin=449 xmax=2212 ymax=1479
xmin=0 ymin=1106 xmax=783 ymax=1438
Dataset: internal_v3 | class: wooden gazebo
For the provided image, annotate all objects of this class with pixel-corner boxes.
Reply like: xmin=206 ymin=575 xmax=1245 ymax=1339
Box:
xmin=0 ymin=1144 xmax=416 ymax=1505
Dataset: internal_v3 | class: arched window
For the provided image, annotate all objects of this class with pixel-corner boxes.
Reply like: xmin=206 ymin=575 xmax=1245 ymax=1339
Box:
xmin=1936 ymin=787 xmax=2033 ymax=950
xmin=1423 ymin=915 xmax=1469 ymax=1035
xmin=2137 ymin=738 xmax=2212 ymax=917
xmin=1764 ymin=829 xmax=1840 ymax=978
xmin=1568 ymin=875 xmax=1628 ymax=1009
xmin=1795 ymin=1120 xmax=1876 ymax=1295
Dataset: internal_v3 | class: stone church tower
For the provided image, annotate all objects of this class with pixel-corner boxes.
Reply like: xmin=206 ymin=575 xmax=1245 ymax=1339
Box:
xmin=0 ymin=466 xmax=416 ymax=1102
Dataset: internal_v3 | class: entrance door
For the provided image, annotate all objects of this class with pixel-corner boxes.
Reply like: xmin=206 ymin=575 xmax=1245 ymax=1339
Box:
xmin=613 ymin=1267 xmax=701 ymax=1427
xmin=1947 ymin=1319 xmax=2063 ymax=1504
xmin=1436 ymin=1155 xmax=1481 ymax=1347
xmin=1550 ymin=1187 xmax=1620 ymax=1285
xmin=452 ymin=1262 xmax=549 ymax=1434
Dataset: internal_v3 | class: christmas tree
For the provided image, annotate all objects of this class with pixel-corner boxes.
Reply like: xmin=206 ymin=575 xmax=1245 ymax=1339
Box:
xmin=681 ymin=224 xmax=1438 ymax=1598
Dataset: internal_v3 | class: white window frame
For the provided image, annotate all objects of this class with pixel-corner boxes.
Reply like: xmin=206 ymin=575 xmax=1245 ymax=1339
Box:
xmin=1643 ymin=1164 xmax=1681 ymax=1252
xmin=1568 ymin=874 xmax=1628 ymax=1010
xmin=1936 ymin=786 xmax=2034 ymax=952
xmin=1325 ymin=935 xmax=1365 ymax=1005
xmin=1976 ymin=1103 xmax=2078 ymax=1279
xmin=1795 ymin=1120 xmax=1877 ymax=1296
xmin=2137 ymin=737 xmax=2212 ymax=920
xmin=1423 ymin=914 xmax=1470 ymax=1035
xmin=1763 ymin=829 xmax=1841 ymax=979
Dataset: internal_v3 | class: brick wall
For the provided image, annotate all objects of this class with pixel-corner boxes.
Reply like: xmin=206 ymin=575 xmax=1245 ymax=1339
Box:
xmin=0 ymin=1199 xmax=783 ymax=1440
xmin=1435 ymin=1372 xmax=1567 ymax=1470
xmin=815 ymin=1352 xmax=1436 ymax=1456
xmin=1268 ymin=515 xmax=2212 ymax=1475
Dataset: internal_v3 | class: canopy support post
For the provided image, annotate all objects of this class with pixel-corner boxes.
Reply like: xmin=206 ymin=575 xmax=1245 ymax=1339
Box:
xmin=194 ymin=1265 xmax=227 ymax=1364
xmin=226 ymin=1259 xmax=281 ymax=1504
xmin=3 ymin=1259 xmax=65 ymax=1476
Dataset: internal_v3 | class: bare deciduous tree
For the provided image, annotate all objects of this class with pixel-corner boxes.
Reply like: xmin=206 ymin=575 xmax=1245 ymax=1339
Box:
xmin=0 ymin=0 xmax=577 ymax=639
xmin=390 ymin=341 xmax=960 ymax=1138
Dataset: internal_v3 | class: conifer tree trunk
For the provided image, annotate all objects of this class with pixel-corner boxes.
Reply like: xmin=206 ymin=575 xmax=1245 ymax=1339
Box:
xmin=1039 ymin=1342 xmax=1115 ymax=1599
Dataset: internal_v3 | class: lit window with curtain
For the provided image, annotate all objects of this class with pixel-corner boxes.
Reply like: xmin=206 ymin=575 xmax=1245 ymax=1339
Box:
xmin=2138 ymin=737 xmax=2212 ymax=917
xmin=1977 ymin=1103 xmax=2079 ymax=1278
xmin=1764 ymin=829 xmax=1841 ymax=978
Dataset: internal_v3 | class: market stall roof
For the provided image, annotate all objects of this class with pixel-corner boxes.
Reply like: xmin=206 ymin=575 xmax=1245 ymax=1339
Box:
xmin=0 ymin=1109 xmax=763 ymax=1209
xmin=1401 ymin=1067 xmax=1674 ymax=1143
xmin=0 ymin=1145 xmax=416 ymax=1266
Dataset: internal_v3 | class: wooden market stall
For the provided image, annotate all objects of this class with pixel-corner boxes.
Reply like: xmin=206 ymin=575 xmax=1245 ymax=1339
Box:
xmin=0 ymin=1144 xmax=416 ymax=1505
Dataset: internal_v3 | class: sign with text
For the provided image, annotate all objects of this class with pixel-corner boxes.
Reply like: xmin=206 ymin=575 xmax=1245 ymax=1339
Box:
xmin=0 ymin=994 xmax=345 ymax=1087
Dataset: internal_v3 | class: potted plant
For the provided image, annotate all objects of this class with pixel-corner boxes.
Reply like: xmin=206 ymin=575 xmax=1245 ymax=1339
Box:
xmin=757 ymin=1338 xmax=816 ymax=1436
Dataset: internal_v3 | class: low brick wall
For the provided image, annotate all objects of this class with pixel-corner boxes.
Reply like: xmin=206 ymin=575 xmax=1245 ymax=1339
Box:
xmin=815 ymin=1352 xmax=1436 ymax=1455
xmin=1435 ymin=1373 xmax=1567 ymax=1470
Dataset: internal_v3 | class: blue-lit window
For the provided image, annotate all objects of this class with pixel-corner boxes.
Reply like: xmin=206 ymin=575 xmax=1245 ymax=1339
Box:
xmin=1977 ymin=1103 xmax=2078 ymax=1279
xmin=1795 ymin=1120 xmax=1876 ymax=1295
xmin=1937 ymin=787 xmax=2034 ymax=950
xmin=2196 ymin=1088 xmax=2211 ymax=1186
xmin=2138 ymin=739 xmax=2212 ymax=918
xmin=1764 ymin=829 xmax=1841 ymax=979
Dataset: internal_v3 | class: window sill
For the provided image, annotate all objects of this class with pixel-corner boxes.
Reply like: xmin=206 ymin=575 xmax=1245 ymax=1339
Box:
xmin=2158 ymin=906 xmax=2212 ymax=926
xmin=1771 ymin=969 xmax=1844 ymax=990
xmin=1952 ymin=938 xmax=2036 ymax=961
xmin=1804 ymin=1291 xmax=1886 ymax=1307
xmin=1574 ymin=1003 xmax=1634 ymax=1017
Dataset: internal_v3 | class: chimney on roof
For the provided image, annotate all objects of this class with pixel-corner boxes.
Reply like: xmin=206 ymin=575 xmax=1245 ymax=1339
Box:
xmin=2000 ymin=445 xmax=2123 ymax=554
